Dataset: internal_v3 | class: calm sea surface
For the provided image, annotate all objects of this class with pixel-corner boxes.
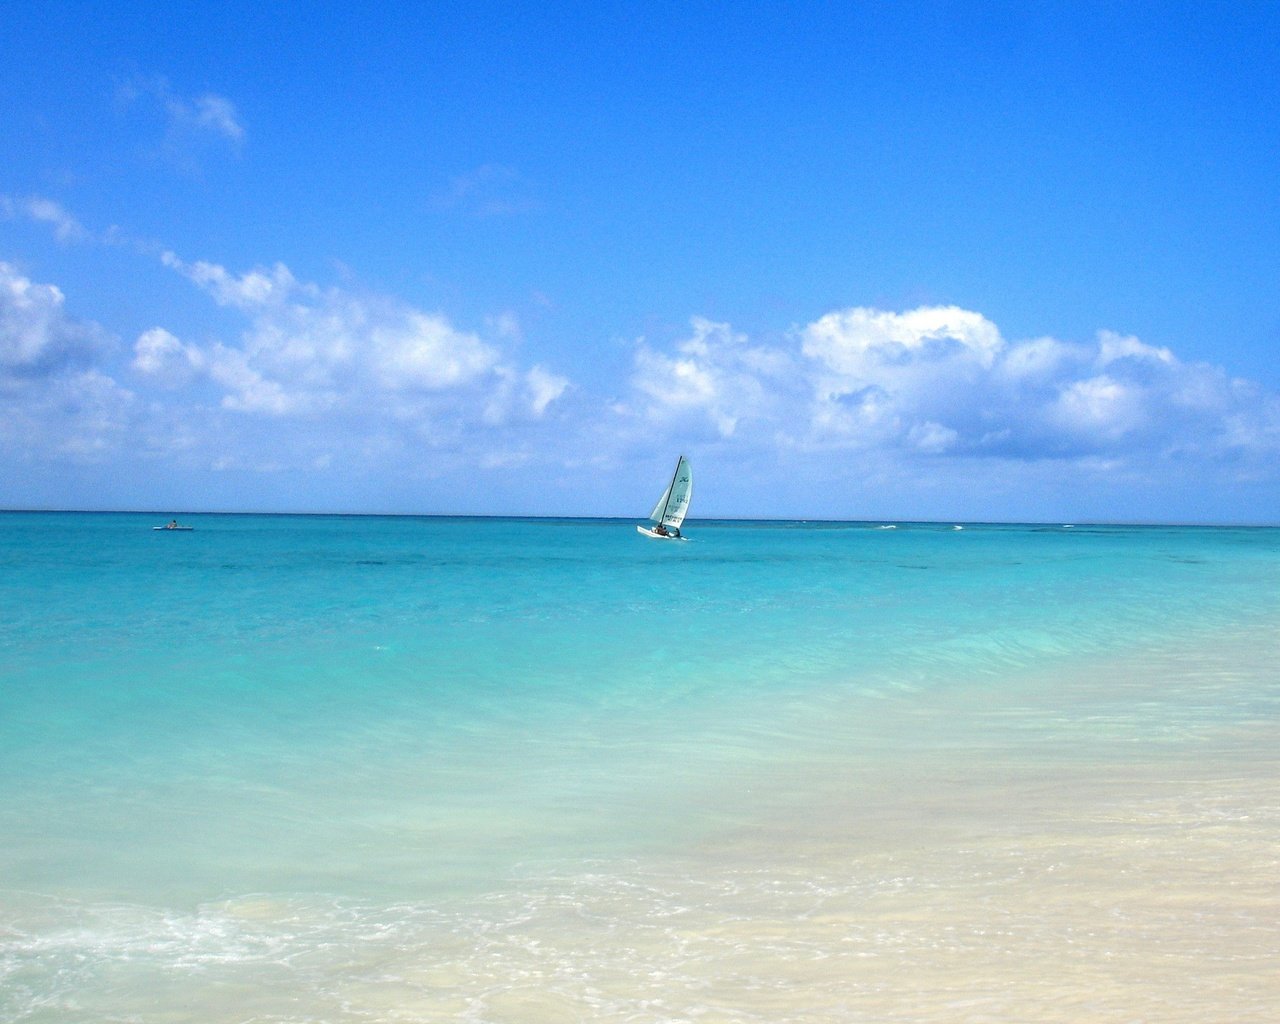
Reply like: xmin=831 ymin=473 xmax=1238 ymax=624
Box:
xmin=2 ymin=513 xmax=1278 ymax=1021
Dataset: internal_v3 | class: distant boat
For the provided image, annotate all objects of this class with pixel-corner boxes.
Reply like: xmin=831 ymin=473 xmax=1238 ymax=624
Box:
xmin=637 ymin=455 xmax=692 ymax=540
xmin=153 ymin=520 xmax=193 ymax=531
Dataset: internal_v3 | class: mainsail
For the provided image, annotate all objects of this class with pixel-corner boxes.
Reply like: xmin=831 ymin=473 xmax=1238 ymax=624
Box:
xmin=648 ymin=455 xmax=692 ymax=528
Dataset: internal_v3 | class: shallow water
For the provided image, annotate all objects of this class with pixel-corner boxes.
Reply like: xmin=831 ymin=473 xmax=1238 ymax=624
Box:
xmin=1 ymin=514 xmax=1277 ymax=1021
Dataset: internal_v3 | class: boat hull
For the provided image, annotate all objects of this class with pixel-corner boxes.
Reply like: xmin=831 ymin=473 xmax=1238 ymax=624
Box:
xmin=636 ymin=525 xmax=686 ymax=540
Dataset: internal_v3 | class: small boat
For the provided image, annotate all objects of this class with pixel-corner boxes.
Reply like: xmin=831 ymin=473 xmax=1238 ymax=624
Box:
xmin=153 ymin=521 xmax=193 ymax=531
xmin=637 ymin=455 xmax=692 ymax=540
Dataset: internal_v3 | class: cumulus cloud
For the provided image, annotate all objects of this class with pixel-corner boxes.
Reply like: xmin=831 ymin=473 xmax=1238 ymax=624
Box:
xmin=525 ymin=365 xmax=570 ymax=416
xmin=1050 ymin=374 xmax=1145 ymax=441
xmin=0 ymin=261 xmax=111 ymax=375
xmin=803 ymin=305 xmax=1003 ymax=376
xmin=158 ymin=251 xmax=568 ymax=423
xmin=801 ymin=305 xmax=1007 ymax=451
xmin=482 ymin=365 xmax=572 ymax=426
xmin=1096 ymin=329 xmax=1174 ymax=368
xmin=626 ymin=317 xmax=794 ymax=439
xmin=794 ymin=304 xmax=1280 ymax=462
xmin=624 ymin=304 xmax=1280 ymax=468
xmin=132 ymin=326 xmax=205 ymax=388
xmin=4 ymin=225 xmax=1276 ymax=513
xmin=2 ymin=248 xmax=574 ymax=483
xmin=0 ymin=265 xmax=136 ymax=463
xmin=43 ymin=370 xmax=138 ymax=459
xmin=160 ymin=253 xmax=295 ymax=309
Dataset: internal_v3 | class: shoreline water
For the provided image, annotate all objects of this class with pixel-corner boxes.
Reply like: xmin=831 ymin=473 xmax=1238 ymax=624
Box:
xmin=6 ymin=635 xmax=1276 ymax=1023
xmin=2 ymin=516 xmax=1278 ymax=1021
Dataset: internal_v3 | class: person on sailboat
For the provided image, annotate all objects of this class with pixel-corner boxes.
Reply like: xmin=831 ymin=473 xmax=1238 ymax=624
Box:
xmin=637 ymin=455 xmax=692 ymax=540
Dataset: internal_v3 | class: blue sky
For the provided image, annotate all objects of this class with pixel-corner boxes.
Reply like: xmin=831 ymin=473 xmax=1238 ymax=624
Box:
xmin=2 ymin=2 xmax=1278 ymax=522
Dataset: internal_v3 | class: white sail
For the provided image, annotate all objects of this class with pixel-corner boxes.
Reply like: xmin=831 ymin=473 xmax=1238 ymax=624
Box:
xmin=648 ymin=455 xmax=692 ymax=528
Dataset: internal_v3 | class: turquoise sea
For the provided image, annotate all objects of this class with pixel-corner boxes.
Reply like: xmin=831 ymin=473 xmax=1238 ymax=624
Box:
xmin=2 ymin=513 xmax=1278 ymax=1022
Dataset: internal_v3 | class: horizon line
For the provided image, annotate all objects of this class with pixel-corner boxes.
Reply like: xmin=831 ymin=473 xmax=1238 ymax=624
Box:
xmin=2 ymin=508 xmax=1277 ymax=529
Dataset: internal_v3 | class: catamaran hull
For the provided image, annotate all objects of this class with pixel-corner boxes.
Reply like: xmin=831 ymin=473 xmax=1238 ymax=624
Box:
xmin=636 ymin=525 xmax=687 ymax=541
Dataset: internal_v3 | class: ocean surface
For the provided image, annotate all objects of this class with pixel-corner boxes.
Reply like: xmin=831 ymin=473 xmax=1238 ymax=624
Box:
xmin=1 ymin=512 xmax=1278 ymax=1022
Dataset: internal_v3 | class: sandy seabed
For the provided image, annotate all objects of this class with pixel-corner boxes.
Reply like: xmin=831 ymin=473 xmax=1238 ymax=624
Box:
xmin=120 ymin=745 xmax=1274 ymax=1024
xmin=7 ymin=628 xmax=1279 ymax=1023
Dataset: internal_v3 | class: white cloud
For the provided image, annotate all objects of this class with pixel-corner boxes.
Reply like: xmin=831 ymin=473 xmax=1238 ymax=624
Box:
xmin=4 ymin=230 xmax=1277 ymax=514
xmin=908 ymin=420 xmax=960 ymax=454
xmin=1 ymin=195 xmax=88 ymax=243
xmin=1096 ymin=330 xmax=1173 ymax=367
xmin=1051 ymin=374 xmax=1144 ymax=440
xmin=117 ymin=77 xmax=245 ymax=168
xmin=0 ymin=365 xmax=136 ymax=462
xmin=160 ymin=253 xmax=503 ymax=410
xmin=627 ymin=317 xmax=791 ymax=438
xmin=49 ymin=370 xmax=137 ymax=458
xmin=132 ymin=327 xmax=205 ymax=388
xmin=803 ymin=305 xmax=1003 ymax=378
xmin=481 ymin=364 xmax=571 ymax=426
xmin=189 ymin=94 xmax=245 ymax=143
xmin=0 ymin=265 xmax=142 ymax=468
xmin=790 ymin=305 xmax=1280 ymax=462
xmin=0 ymin=261 xmax=111 ymax=374
xmin=160 ymin=253 xmax=296 ymax=309
xmin=156 ymin=251 xmax=571 ymax=433
xmin=525 ymin=365 xmax=570 ymax=416
xmin=622 ymin=304 xmax=1280 ymax=470
xmin=799 ymin=306 xmax=1008 ymax=452
xmin=207 ymin=345 xmax=312 ymax=415
xmin=2 ymin=248 xmax=578 ymax=482
xmin=371 ymin=312 xmax=498 ymax=391
xmin=997 ymin=336 xmax=1087 ymax=383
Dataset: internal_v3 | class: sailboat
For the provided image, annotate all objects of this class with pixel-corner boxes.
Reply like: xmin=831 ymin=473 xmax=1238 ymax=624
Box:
xmin=637 ymin=455 xmax=692 ymax=540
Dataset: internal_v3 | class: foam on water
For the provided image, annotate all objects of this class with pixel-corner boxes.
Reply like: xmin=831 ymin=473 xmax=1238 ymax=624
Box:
xmin=2 ymin=514 xmax=1278 ymax=1020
